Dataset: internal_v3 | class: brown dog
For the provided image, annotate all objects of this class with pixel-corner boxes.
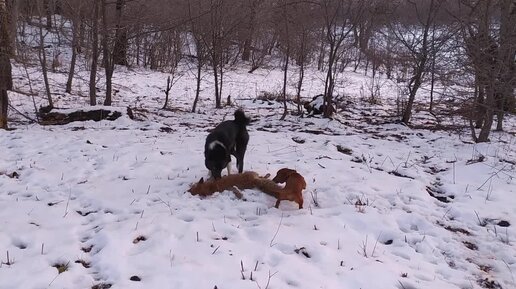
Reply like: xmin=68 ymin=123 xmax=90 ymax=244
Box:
xmin=272 ymin=168 xmax=306 ymax=209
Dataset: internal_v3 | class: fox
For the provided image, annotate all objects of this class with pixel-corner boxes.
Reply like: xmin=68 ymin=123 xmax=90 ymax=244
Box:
xmin=271 ymin=168 xmax=306 ymax=209
xmin=188 ymin=170 xmax=305 ymax=209
xmin=188 ymin=171 xmax=283 ymax=200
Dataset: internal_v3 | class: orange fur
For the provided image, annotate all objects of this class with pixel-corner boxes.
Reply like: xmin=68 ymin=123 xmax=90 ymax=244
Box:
xmin=188 ymin=172 xmax=282 ymax=200
xmin=272 ymin=168 xmax=306 ymax=209
xmin=188 ymin=169 xmax=306 ymax=210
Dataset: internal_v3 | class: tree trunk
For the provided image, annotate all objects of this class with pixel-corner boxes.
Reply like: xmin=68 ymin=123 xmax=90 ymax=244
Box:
xmin=0 ymin=0 xmax=12 ymax=129
xmin=191 ymin=57 xmax=202 ymax=112
xmin=0 ymin=89 xmax=7 ymax=128
xmin=323 ymin=41 xmax=338 ymax=118
xmin=429 ymin=57 xmax=435 ymax=113
xmin=477 ymin=84 xmax=495 ymax=142
xmin=401 ymin=74 xmax=422 ymax=124
xmin=101 ymin=0 xmax=113 ymax=106
xmin=242 ymin=39 xmax=251 ymax=62
xmin=112 ymin=0 xmax=127 ymax=66
xmin=38 ymin=11 xmax=53 ymax=108
xmin=44 ymin=0 xmax=52 ymax=29
xmin=429 ymin=23 xmax=436 ymax=113
xmin=135 ymin=29 xmax=140 ymax=66
xmin=6 ymin=0 xmax=16 ymax=56
xmin=192 ymin=35 xmax=203 ymax=112
xmin=495 ymin=105 xmax=504 ymax=131
xmin=213 ymin=59 xmax=220 ymax=108
xmin=89 ymin=0 xmax=99 ymax=106
xmin=474 ymin=75 xmax=485 ymax=128
xmin=296 ymin=51 xmax=305 ymax=115
xmin=163 ymin=76 xmax=170 ymax=109
xmin=241 ymin=3 xmax=256 ymax=62
xmin=280 ymin=46 xmax=289 ymax=120
xmin=317 ymin=26 xmax=325 ymax=71
xmin=219 ymin=50 xmax=224 ymax=105
xmin=78 ymin=20 xmax=84 ymax=53
xmin=66 ymin=17 xmax=80 ymax=93
xmin=113 ymin=29 xmax=127 ymax=65
xmin=494 ymin=0 xmax=516 ymax=132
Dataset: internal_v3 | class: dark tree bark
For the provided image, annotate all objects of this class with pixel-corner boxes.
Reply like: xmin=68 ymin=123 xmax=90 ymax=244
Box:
xmin=44 ymin=0 xmax=52 ymax=29
xmin=0 ymin=0 xmax=12 ymax=129
xmin=241 ymin=1 xmax=259 ymax=61
xmin=494 ymin=0 xmax=516 ymax=131
xmin=280 ymin=45 xmax=289 ymax=120
xmin=280 ymin=0 xmax=291 ymax=120
xmin=6 ymin=0 xmax=16 ymax=56
xmin=163 ymin=76 xmax=171 ymax=109
xmin=89 ymin=0 xmax=99 ymax=106
xmin=66 ymin=16 xmax=80 ymax=93
xmin=474 ymin=76 xmax=485 ymax=129
xmin=37 ymin=3 xmax=53 ymax=108
xmin=429 ymin=23 xmax=436 ymax=113
xmin=112 ymin=0 xmax=127 ymax=66
xmin=296 ymin=36 xmax=306 ymax=115
xmin=208 ymin=1 xmax=223 ymax=109
xmin=188 ymin=1 xmax=203 ymax=112
xmin=317 ymin=26 xmax=325 ymax=71
xmin=101 ymin=0 xmax=114 ymax=106
xmin=191 ymin=54 xmax=202 ymax=112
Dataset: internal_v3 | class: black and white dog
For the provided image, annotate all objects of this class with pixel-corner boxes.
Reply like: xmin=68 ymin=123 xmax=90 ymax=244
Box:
xmin=204 ymin=110 xmax=250 ymax=179
xmin=303 ymin=94 xmax=335 ymax=116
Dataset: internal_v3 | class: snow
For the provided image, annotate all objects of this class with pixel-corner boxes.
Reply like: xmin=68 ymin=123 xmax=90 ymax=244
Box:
xmin=1 ymin=20 xmax=516 ymax=289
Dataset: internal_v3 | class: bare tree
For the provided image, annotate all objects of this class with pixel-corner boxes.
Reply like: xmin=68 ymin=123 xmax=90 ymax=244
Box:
xmin=321 ymin=0 xmax=364 ymax=118
xmin=203 ymin=0 xmax=242 ymax=108
xmin=459 ymin=0 xmax=516 ymax=142
xmin=388 ymin=0 xmax=443 ymax=124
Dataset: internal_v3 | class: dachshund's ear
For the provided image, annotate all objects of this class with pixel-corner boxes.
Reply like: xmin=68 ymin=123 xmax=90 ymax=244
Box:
xmin=198 ymin=177 xmax=204 ymax=184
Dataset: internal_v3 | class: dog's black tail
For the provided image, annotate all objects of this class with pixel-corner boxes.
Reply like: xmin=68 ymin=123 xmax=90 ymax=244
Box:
xmin=234 ymin=109 xmax=250 ymax=126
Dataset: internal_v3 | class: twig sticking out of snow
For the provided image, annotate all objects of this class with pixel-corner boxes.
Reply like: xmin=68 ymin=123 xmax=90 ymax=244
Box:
xmin=63 ymin=189 xmax=72 ymax=218
xmin=254 ymin=270 xmax=278 ymax=289
xmin=269 ymin=214 xmax=283 ymax=247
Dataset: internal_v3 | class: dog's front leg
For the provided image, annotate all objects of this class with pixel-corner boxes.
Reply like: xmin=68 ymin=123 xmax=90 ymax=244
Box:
xmin=235 ymin=153 xmax=245 ymax=173
xmin=226 ymin=160 xmax=232 ymax=175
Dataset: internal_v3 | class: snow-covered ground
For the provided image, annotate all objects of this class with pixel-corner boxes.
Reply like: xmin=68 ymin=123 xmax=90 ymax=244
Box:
xmin=1 ymin=21 xmax=516 ymax=289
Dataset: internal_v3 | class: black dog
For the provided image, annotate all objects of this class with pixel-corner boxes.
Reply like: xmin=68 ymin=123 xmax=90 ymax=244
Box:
xmin=303 ymin=94 xmax=335 ymax=116
xmin=204 ymin=110 xmax=250 ymax=179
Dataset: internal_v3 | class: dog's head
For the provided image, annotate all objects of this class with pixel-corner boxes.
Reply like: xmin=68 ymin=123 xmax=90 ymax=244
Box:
xmin=272 ymin=168 xmax=298 ymax=183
